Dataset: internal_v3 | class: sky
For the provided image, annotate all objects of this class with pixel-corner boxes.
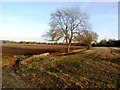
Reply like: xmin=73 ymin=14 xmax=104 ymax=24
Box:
xmin=0 ymin=2 xmax=118 ymax=42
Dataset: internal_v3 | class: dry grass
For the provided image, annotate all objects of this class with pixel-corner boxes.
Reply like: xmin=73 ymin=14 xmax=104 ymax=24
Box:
xmin=2 ymin=44 xmax=120 ymax=88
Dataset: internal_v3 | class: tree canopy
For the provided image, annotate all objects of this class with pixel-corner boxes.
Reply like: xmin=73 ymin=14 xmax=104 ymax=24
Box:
xmin=44 ymin=7 xmax=96 ymax=53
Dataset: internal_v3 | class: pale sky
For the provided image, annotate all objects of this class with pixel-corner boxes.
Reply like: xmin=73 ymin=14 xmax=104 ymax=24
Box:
xmin=0 ymin=2 xmax=118 ymax=42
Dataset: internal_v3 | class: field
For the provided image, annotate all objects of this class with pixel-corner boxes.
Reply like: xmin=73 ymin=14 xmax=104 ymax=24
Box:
xmin=2 ymin=44 xmax=84 ymax=55
xmin=2 ymin=44 xmax=120 ymax=88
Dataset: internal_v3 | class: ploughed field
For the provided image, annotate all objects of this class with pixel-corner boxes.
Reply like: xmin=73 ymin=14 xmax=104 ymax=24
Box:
xmin=2 ymin=44 xmax=120 ymax=88
xmin=2 ymin=44 xmax=84 ymax=55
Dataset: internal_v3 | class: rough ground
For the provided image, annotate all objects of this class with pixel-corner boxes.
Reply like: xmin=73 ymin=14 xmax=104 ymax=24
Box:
xmin=0 ymin=44 xmax=2 ymax=89
xmin=0 ymin=54 xmax=2 ymax=89
xmin=2 ymin=47 xmax=120 ymax=88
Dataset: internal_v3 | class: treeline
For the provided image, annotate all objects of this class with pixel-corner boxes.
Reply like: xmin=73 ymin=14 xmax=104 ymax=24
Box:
xmin=1 ymin=40 xmax=65 ymax=45
xmin=73 ymin=39 xmax=120 ymax=47
xmin=94 ymin=39 xmax=120 ymax=47
xmin=1 ymin=39 xmax=120 ymax=47
xmin=1 ymin=40 xmax=42 ymax=44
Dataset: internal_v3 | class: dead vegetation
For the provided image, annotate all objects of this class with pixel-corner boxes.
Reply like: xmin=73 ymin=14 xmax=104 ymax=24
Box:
xmin=2 ymin=44 xmax=120 ymax=88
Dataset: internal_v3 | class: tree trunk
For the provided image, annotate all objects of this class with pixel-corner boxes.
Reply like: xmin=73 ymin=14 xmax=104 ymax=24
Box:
xmin=87 ymin=44 xmax=92 ymax=50
xmin=66 ymin=44 xmax=70 ymax=53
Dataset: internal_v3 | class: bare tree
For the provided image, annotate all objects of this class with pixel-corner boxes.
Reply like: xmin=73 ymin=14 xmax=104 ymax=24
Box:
xmin=44 ymin=8 xmax=91 ymax=53
xmin=74 ymin=30 xmax=98 ymax=50
xmin=82 ymin=30 xmax=98 ymax=49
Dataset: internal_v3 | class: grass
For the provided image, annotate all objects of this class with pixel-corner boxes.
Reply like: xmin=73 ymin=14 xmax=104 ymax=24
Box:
xmin=2 ymin=46 xmax=120 ymax=88
xmin=2 ymin=55 xmax=15 ymax=67
xmin=2 ymin=55 xmax=118 ymax=88
xmin=2 ymin=68 xmax=26 ymax=88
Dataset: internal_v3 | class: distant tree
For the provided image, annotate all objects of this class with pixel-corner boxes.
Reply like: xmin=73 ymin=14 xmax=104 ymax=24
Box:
xmin=107 ymin=39 xmax=114 ymax=46
xmin=2 ymin=40 xmax=14 ymax=44
xmin=26 ymin=42 xmax=29 ymax=44
xmin=2 ymin=40 xmax=7 ymax=43
xmin=19 ymin=41 xmax=25 ymax=44
xmin=100 ymin=39 xmax=107 ymax=46
xmin=43 ymin=7 xmax=91 ymax=53
xmin=74 ymin=30 xmax=98 ymax=50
